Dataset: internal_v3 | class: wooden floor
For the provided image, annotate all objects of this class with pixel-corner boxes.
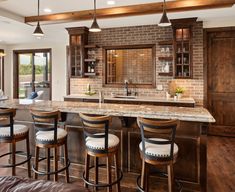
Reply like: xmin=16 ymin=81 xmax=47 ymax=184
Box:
xmin=0 ymin=136 xmax=234 ymax=192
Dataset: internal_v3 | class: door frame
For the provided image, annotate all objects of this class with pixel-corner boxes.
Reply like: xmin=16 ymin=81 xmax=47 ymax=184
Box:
xmin=13 ymin=48 xmax=52 ymax=99
xmin=0 ymin=49 xmax=4 ymax=91
xmin=203 ymin=27 xmax=235 ymax=108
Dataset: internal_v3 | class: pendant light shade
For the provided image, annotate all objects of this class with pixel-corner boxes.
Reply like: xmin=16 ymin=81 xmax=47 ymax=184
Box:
xmin=158 ymin=0 xmax=171 ymax=27
xmin=33 ymin=22 xmax=44 ymax=37
xmin=89 ymin=0 xmax=101 ymax=32
xmin=33 ymin=0 xmax=44 ymax=37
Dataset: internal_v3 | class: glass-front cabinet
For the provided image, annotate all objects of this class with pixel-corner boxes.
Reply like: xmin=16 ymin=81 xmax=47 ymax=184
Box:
xmin=172 ymin=18 xmax=196 ymax=79
xmin=66 ymin=27 xmax=88 ymax=77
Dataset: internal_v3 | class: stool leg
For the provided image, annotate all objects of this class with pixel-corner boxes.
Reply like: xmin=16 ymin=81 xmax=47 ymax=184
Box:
xmin=11 ymin=141 xmax=16 ymax=176
xmin=94 ymin=157 xmax=99 ymax=191
xmin=34 ymin=146 xmax=39 ymax=179
xmin=106 ymin=155 xmax=112 ymax=192
xmin=84 ymin=152 xmax=90 ymax=188
xmin=114 ymin=151 xmax=121 ymax=192
xmin=46 ymin=148 xmax=51 ymax=180
xmin=26 ymin=135 xmax=31 ymax=178
xmin=145 ymin=163 xmax=149 ymax=192
xmin=53 ymin=147 xmax=58 ymax=182
xmin=64 ymin=142 xmax=70 ymax=183
xmin=140 ymin=159 xmax=145 ymax=190
xmin=167 ymin=163 xmax=174 ymax=192
xmin=141 ymin=159 xmax=149 ymax=191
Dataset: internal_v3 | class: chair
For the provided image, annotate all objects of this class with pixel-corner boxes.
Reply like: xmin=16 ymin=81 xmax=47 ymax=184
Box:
xmin=30 ymin=110 xmax=70 ymax=182
xmin=0 ymin=108 xmax=31 ymax=177
xmin=137 ymin=117 xmax=179 ymax=192
xmin=34 ymin=90 xmax=44 ymax=100
xmin=79 ymin=113 xmax=123 ymax=192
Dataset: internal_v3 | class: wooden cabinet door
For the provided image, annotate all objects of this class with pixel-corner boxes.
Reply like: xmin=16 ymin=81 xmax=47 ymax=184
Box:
xmin=206 ymin=29 xmax=235 ymax=136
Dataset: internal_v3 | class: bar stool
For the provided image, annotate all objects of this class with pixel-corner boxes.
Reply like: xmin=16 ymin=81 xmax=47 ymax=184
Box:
xmin=0 ymin=108 xmax=31 ymax=177
xmin=31 ymin=110 xmax=70 ymax=182
xmin=136 ymin=117 xmax=179 ymax=192
xmin=79 ymin=113 xmax=123 ymax=192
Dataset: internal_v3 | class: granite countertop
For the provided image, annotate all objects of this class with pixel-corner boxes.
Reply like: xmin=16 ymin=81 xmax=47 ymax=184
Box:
xmin=0 ymin=99 xmax=215 ymax=123
xmin=64 ymin=94 xmax=196 ymax=104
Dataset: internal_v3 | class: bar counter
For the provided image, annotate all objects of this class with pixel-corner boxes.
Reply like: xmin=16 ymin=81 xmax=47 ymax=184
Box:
xmin=0 ymin=99 xmax=215 ymax=191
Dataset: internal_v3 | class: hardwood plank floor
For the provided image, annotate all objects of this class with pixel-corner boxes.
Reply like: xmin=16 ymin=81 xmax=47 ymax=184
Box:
xmin=0 ymin=136 xmax=234 ymax=191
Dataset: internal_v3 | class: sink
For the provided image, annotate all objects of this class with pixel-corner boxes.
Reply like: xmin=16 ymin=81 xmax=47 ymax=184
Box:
xmin=113 ymin=96 xmax=136 ymax=99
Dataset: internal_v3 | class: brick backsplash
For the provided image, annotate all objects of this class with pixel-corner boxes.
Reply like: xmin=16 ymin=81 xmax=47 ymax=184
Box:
xmin=70 ymin=22 xmax=204 ymax=106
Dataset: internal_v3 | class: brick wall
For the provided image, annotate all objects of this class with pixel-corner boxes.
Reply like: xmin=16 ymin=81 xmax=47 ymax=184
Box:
xmin=70 ymin=22 xmax=204 ymax=105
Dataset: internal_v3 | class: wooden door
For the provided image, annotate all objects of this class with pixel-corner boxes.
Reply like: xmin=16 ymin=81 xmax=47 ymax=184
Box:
xmin=206 ymin=28 xmax=235 ymax=136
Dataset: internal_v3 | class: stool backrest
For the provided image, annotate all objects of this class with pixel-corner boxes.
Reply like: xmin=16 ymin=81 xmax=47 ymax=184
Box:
xmin=30 ymin=110 xmax=60 ymax=144
xmin=0 ymin=108 xmax=16 ymax=139
xmin=79 ymin=113 xmax=111 ymax=153
xmin=137 ymin=117 xmax=179 ymax=161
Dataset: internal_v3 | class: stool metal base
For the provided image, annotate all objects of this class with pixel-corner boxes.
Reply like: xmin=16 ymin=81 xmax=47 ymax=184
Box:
xmin=82 ymin=163 xmax=123 ymax=189
xmin=0 ymin=151 xmax=31 ymax=168
xmin=136 ymin=170 xmax=183 ymax=192
xmin=32 ymin=156 xmax=70 ymax=176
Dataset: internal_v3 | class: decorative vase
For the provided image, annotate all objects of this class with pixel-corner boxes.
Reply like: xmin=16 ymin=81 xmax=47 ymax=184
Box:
xmin=176 ymin=93 xmax=182 ymax=99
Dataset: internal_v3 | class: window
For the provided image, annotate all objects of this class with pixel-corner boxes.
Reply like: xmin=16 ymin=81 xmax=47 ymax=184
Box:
xmin=13 ymin=49 xmax=51 ymax=100
xmin=104 ymin=45 xmax=156 ymax=87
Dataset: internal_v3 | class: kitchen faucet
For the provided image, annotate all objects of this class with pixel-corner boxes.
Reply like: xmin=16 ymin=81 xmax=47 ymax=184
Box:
xmin=124 ymin=80 xmax=131 ymax=96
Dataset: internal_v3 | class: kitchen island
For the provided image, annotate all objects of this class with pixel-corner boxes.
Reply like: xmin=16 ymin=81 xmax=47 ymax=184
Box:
xmin=0 ymin=99 xmax=214 ymax=191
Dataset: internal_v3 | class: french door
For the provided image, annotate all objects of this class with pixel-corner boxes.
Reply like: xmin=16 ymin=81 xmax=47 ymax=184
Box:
xmin=13 ymin=49 xmax=51 ymax=100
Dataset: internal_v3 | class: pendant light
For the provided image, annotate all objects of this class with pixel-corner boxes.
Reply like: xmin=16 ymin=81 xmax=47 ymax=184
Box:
xmin=158 ymin=0 xmax=171 ymax=27
xmin=89 ymin=0 xmax=101 ymax=32
xmin=33 ymin=0 xmax=44 ymax=37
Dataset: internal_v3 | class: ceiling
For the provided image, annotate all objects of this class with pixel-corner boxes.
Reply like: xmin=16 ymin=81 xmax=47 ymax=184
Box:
xmin=0 ymin=0 xmax=235 ymax=45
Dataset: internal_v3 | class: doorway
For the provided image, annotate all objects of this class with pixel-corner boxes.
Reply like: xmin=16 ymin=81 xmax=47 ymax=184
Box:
xmin=13 ymin=49 xmax=52 ymax=100
xmin=204 ymin=28 xmax=235 ymax=137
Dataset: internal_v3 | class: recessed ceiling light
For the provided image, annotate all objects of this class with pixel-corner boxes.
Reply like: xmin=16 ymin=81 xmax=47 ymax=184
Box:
xmin=43 ymin=8 xmax=52 ymax=13
xmin=107 ymin=0 xmax=115 ymax=5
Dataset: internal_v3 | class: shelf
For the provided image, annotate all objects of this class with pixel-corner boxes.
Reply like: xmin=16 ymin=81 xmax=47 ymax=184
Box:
xmin=84 ymin=72 xmax=97 ymax=76
xmin=84 ymin=44 xmax=99 ymax=48
xmin=158 ymin=57 xmax=173 ymax=61
xmin=158 ymin=72 xmax=173 ymax=76
xmin=158 ymin=40 xmax=173 ymax=45
xmin=84 ymin=59 xmax=97 ymax=62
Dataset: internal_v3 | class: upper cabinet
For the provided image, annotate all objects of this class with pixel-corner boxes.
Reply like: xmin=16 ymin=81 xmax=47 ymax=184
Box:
xmin=171 ymin=18 xmax=197 ymax=79
xmin=66 ymin=27 xmax=89 ymax=78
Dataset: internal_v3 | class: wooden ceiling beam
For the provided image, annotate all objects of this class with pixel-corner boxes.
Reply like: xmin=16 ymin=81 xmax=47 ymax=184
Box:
xmin=25 ymin=0 xmax=235 ymax=24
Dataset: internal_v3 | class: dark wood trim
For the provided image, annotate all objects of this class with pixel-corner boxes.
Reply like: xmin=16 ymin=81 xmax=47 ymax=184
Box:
xmin=0 ymin=49 xmax=4 ymax=91
xmin=103 ymin=44 xmax=156 ymax=88
xmin=203 ymin=26 xmax=235 ymax=108
xmin=13 ymin=49 xmax=52 ymax=99
xmin=25 ymin=0 xmax=235 ymax=24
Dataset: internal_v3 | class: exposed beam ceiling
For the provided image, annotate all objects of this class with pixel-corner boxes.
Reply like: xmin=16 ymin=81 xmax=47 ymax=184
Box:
xmin=25 ymin=0 xmax=235 ymax=24
xmin=0 ymin=7 xmax=24 ymax=23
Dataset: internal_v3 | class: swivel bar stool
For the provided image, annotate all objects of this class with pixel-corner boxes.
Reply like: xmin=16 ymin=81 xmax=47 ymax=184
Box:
xmin=0 ymin=108 xmax=31 ymax=177
xmin=137 ymin=117 xmax=179 ymax=192
xmin=31 ymin=110 xmax=70 ymax=182
xmin=79 ymin=113 xmax=123 ymax=192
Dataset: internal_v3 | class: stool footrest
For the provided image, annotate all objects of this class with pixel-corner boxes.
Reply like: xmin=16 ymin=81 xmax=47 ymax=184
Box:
xmin=82 ymin=163 xmax=123 ymax=188
xmin=0 ymin=151 xmax=31 ymax=168
xmin=136 ymin=170 xmax=183 ymax=192
xmin=32 ymin=157 xmax=70 ymax=176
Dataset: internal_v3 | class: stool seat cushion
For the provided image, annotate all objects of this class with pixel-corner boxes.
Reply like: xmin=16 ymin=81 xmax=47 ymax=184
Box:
xmin=0 ymin=124 xmax=29 ymax=137
xmin=139 ymin=138 xmax=178 ymax=158
xmin=86 ymin=133 xmax=119 ymax=150
xmin=36 ymin=128 xmax=67 ymax=141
